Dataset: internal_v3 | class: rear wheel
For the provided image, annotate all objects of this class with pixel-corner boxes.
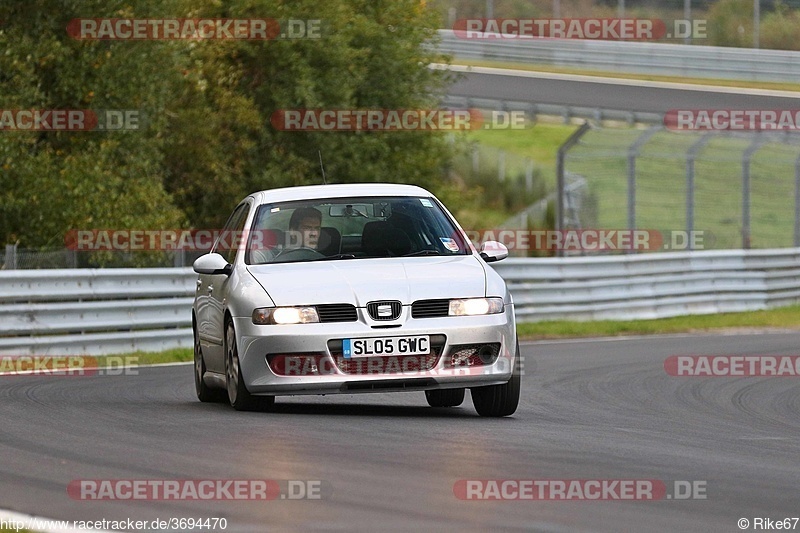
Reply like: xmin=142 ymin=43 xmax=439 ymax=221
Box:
xmin=425 ymin=388 xmax=465 ymax=407
xmin=194 ymin=326 xmax=226 ymax=403
xmin=471 ymin=340 xmax=521 ymax=417
xmin=225 ymin=320 xmax=275 ymax=412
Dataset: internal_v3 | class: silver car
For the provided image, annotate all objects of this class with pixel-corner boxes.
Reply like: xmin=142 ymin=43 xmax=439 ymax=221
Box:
xmin=192 ymin=183 xmax=520 ymax=416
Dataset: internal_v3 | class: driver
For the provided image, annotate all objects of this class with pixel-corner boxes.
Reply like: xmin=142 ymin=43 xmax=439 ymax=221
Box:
xmin=287 ymin=207 xmax=322 ymax=250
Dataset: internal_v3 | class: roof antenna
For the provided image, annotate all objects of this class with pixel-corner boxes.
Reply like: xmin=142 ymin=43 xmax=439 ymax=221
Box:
xmin=318 ymin=150 xmax=328 ymax=185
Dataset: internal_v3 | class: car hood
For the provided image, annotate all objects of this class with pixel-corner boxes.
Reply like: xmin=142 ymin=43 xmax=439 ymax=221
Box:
xmin=246 ymin=255 xmax=487 ymax=306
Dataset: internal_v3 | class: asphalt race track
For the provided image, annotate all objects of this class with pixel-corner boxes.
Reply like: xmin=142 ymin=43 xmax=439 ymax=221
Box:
xmin=447 ymin=67 xmax=800 ymax=114
xmin=1 ymin=332 xmax=798 ymax=532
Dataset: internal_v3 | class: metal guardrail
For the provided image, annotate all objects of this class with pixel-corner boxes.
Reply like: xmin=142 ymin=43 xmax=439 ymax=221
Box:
xmin=1 ymin=249 xmax=798 ymax=355
xmin=437 ymin=29 xmax=800 ymax=83
xmin=0 ymin=268 xmax=195 ymax=355
xmin=492 ymin=248 xmax=800 ymax=321
xmin=441 ymin=94 xmax=663 ymax=125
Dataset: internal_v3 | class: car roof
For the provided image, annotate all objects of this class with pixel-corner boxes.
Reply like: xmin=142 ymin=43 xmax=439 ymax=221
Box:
xmin=249 ymin=183 xmax=434 ymax=204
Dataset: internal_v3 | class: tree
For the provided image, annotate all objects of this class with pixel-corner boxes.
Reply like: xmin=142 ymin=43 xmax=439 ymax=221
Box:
xmin=0 ymin=0 xmax=455 ymax=251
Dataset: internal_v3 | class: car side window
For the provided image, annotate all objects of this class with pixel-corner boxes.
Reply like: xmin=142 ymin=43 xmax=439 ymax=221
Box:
xmin=213 ymin=203 xmax=249 ymax=265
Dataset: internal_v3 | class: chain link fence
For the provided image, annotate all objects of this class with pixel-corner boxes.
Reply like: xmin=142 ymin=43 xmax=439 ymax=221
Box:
xmin=560 ymin=125 xmax=800 ymax=251
xmin=449 ymin=138 xmax=547 ymax=209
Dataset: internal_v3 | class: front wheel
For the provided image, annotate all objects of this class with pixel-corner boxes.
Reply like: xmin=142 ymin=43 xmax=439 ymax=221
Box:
xmin=194 ymin=326 xmax=226 ymax=403
xmin=225 ymin=320 xmax=274 ymax=412
xmin=471 ymin=340 xmax=521 ymax=417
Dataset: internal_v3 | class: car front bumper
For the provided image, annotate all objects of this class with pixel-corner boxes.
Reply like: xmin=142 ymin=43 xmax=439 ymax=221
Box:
xmin=231 ymin=305 xmax=517 ymax=396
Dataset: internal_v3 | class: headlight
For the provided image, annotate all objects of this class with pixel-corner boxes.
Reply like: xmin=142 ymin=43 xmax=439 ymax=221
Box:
xmin=448 ymin=297 xmax=503 ymax=316
xmin=252 ymin=306 xmax=320 ymax=325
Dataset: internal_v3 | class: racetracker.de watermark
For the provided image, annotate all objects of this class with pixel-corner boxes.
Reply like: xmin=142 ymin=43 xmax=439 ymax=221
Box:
xmin=466 ymin=229 xmax=706 ymax=252
xmin=269 ymin=109 xmax=527 ymax=131
xmin=65 ymin=228 xmax=707 ymax=252
xmin=453 ymin=479 xmax=707 ymax=500
xmin=68 ymin=479 xmax=330 ymax=500
xmin=452 ymin=18 xmax=707 ymax=40
xmin=665 ymin=355 xmax=800 ymax=376
xmin=665 ymin=109 xmax=800 ymax=131
xmin=0 ymin=356 xmax=138 ymax=376
xmin=67 ymin=18 xmax=323 ymax=40
xmin=66 ymin=229 xmax=286 ymax=251
xmin=0 ymin=109 xmax=141 ymax=131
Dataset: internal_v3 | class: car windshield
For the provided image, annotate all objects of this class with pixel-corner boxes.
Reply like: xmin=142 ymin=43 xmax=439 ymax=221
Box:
xmin=246 ymin=196 xmax=470 ymax=264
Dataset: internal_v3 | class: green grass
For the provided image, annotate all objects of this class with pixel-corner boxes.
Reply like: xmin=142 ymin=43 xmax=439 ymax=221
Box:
xmin=92 ymin=348 xmax=192 ymax=367
xmin=466 ymin=122 xmax=579 ymax=189
xmin=518 ymin=305 xmax=800 ymax=339
xmin=452 ymin=58 xmax=800 ymax=93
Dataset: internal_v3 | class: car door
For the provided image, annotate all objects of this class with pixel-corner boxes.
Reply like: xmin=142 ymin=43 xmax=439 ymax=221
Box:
xmin=200 ymin=202 xmax=250 ymax=373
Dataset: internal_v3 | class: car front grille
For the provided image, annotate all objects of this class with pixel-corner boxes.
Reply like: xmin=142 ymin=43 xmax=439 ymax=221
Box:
xmin=366 ymin=301 xmax=402 ymax=321
xmin=411 ymin=299 xmax=450 ymax=318
xmin=333 ymin=354 xmax=441 ymax=375
xmin=316 ymin=303 xmax=358 ymax=323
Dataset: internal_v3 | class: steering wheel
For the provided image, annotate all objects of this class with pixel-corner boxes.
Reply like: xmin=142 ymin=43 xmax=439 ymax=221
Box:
xmin=273 ymin=247 xmax=325 ymax=262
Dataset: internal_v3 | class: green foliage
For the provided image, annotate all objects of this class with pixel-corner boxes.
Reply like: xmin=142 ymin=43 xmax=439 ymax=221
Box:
xmin=0 ymin=0 xmax=188 ymax=248
xmin=0 ymin=0 xmax=455 ymax=251
xmin=760 ymin=1 xmax=800 ymax=50
xmin=706 ymin=0 xmax=755 ymax=47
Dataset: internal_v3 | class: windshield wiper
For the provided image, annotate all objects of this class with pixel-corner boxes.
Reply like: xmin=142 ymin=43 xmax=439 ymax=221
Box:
xmin=402 ymin=250 xmax=444 ymax=257
xmin=315 ymin=253 xmax=358 ymax=261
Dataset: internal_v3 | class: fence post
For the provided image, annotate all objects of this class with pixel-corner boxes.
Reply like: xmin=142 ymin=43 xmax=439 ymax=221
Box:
xmin=556 ymin=122 xmax=592 ymax=256
xmin=686 ymin=134 xmax=712 ymax=248
xmin=525 ymin=158 xmax=534 ymax=192
xmin=795 ymin=152 xmax=800 ymax=247
xmin=742 ymin=137 xmax=763 ymax=249
xmin=627 ymin=127 xmax=661 ymax=235
xmin=4 ymin=244 xmax=17 ymax=270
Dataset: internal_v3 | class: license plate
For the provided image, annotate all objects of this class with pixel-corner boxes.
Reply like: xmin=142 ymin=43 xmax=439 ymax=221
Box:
xmin=342 ymin=335 xmax=430 ymax=358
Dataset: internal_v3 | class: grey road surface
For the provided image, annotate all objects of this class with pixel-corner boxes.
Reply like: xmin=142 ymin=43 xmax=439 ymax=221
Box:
xmin=447 ymin=69 xmax=800 ymax=114
xmin=0 ymin=332 xmax=798 ymax=532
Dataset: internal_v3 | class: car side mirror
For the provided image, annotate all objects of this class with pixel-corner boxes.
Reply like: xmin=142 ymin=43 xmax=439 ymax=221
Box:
xmin=193 ymin=253 xmax=232 ymax=275
xmin=479 ymin=241 xmax=509 ymax=263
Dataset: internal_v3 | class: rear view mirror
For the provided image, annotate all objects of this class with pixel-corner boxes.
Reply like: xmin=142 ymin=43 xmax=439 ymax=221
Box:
xmin=329 ymin=204 xmax=371 ymax=217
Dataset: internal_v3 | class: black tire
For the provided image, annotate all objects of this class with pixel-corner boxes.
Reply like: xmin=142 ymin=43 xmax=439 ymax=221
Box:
xmin=425 ymin=388 xmax=465 ymax=407
xmin=194 ymin=325 xmax=226 ymax=403
xmin=225 ymin=320 xmax=275 ymax=412
xmin=471 ymin=340 xmax=522 ymax=417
